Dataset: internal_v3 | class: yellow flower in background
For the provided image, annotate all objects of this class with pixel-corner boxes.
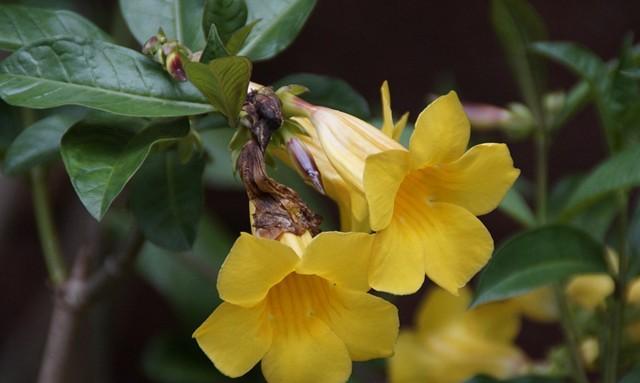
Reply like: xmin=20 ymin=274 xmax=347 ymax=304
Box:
xmin=364 ymin=92 xmax=519 ymax=294
xmin=194 ymin=231 xmax=398 ymax=383
xmin=389 ymin=287 xmax=528 ymax=383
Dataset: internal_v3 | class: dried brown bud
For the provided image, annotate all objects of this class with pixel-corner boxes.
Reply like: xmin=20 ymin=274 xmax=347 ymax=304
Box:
xmin=243 ymin=87 xmax=284 ymax=151
xmin=237 ymin=140 xmax=321 ymax=239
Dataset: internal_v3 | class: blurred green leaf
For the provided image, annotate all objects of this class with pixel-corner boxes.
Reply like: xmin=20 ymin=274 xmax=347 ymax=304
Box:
xmin=61 ymin=118 xmax=189 ymax=220
xmin=471 ymin=225 xmax=608 ymax=308
xmin=186 ymin=56 xmax=252 ymax=128
xmin=131 ymin=151 xmax=205 ymax=251
xmin=497 ymin=188 xmax=535 ymax=227
xmin=531 ymin=42 xmax=606 ymax=84
xmin=119 ymin=0 xmax=205 ymax=50
xmin=0 ymin=102 xmax=20 ymax=159
xmin=225 ymin=19 xmax=259 ymax=56
xmin=239 ymin=0 xmax=316 ymax=61
xmin=465 ymin=375 xmax=564 ymax=383
xmin=137 ymin=215 xmax=232 ymax=326
xmin=202 ymin=0 xmax=247 ymax=44
xmin=201 ymin=24 xmax=229 ymax=63
xmin=3 ymin=111 xmax=86 ymax=175
xmin=562 ymin=145 xmax=640 ymax=218
xmin=553 ymin=80 xmax=591 ymax=129
xmin=274 ymin=73 xmax=370 ymax=119
xmin=201 ymin=128 xmax=242 ymax=189
xmin=0 ymin=38 xmax=213 ymax=117
xmin=491 ymin=0 xmax=547 ymax=122
xmin=0 ymin=5 xmax=110 ymax=51
xmin=620 ymin=366 xmax=640 ymax=383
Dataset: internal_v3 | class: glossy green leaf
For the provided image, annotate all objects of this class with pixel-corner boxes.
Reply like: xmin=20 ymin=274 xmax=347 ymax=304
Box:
xmin=119 ymin=0 xmax=205 ymax=50
xmin=202 ymin=0 xmax=247 ymax=44
xmin=185 ymin=56 xmax=251 ymax=127
xmin=3 ymin=111 xmax=87 ymax=175
xmin=563 ymin=145 xmax=640 ymax=218
xmin=239 ymin=0 xmax=316 ymax=61
xmin=497 ymin=188 xmax=535 ymax=227
xmin=137 ymin=215 xmax=232 ymax=326
xmin=471 ymin=225 xmax=608 ymax=308
xmin=274 ymin=73 xmax=370 ymax=119
xmin=224 ymin=19 xmax=259 ymax=55
xmin=200 ymin=24 xmax=228 ymax=63
xmin=491 ymin=0 xmax=547 ymax=121
xmin=131 ymin=151 xmax=205 ymax=251
xmin=61 ymin=118 xmax=189 ymax=220
xmin=0 ymin=38 xmax=212 ymax=117
xmin=0 ymin=5 xmax=110 ymax=51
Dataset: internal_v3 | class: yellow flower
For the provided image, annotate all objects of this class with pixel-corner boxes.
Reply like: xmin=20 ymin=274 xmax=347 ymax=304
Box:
xmin=194 ymin=231 xmax=399 ymax=383
xmin=389 ymin=287 xmax=528 ymax=383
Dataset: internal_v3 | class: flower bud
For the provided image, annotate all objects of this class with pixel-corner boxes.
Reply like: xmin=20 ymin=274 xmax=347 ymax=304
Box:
xmin=463 ymin=102 xmax=510 ymax=131
xmin=286 ymin=137 xmax=325 ymax=194
xmin=165 ymin=51 xmax=187 ymax=81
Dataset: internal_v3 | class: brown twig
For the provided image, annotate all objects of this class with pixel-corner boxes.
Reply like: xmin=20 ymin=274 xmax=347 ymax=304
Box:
xmin=37 ymin=231 xmax=144 ymax=383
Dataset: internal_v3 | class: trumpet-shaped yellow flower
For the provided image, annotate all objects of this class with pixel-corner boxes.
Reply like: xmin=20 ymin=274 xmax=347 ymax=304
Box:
xmin=389 ymin=288 xmax=527 ymax=383
xmin=194 ymin=231 xmax=398 ymax=383
xmin=309 ymin=91 xmax=519 ymax=295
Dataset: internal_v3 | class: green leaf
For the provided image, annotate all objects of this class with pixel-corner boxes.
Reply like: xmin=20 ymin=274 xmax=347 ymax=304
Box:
xmin=620 ymin=367 xmax=640 ymax=383
xmin=0 ymin=5 xmax=110 ymax=51
xmin=200 ymin=24 xmax=228 ymax=63
xmin=274 ymin=73 xmax=370 ymax=119
xmin=491 ymin=0 xmax=547 ymax=121
xmin=142 ymin=335 xmax=220 ymax=383
xmin=131 ymin=151 xmax=205 ymax=251
xmin=239 ymin=0 xmax=316 ymax=61
xmin=0 ymin=101 xmax=20 ymax=159
xmin=0 ymin=38 xmax=212 ymax=117
xmin=201 ymin=128 xmax=242 ymax=189
xmin=471 ymin=225 xmax=608 ymax=308
xmin=119 ymin=0 xmax=205 ymax=50
xmin=531 ymin=41 xmax=606 ymax=85
xmin=60 ymin=118 xmax=189 ymax=220
xmin=497 ymin=188 xmax=535 ymax=227
xmin=202 ymin=0 xmax=247 ymax=44
xmin=563 ymin=145 xmax=640 ymax=218
xmin=185 ymin=56 xmax=251 ymax=127
xmin=137 ymin=215 xmax=232 ymax=325
xmin=3 ymin=110 xmax=87 ymax=175
xmin=224 ymin=19 xmax=259 ymax=55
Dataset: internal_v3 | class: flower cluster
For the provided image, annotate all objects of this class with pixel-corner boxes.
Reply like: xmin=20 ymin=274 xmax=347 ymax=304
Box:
xmin=195 ymin=82 xmax=520 ymax=383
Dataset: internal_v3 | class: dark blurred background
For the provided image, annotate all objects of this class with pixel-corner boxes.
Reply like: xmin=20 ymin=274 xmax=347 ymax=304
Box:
xmin=1 ymin=1 xmax=639 ymax=382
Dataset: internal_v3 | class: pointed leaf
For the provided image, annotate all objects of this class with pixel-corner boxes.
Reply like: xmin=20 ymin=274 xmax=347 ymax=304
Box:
xmin=0 ymin=38 xmax=212 ymax=117
xmin=239 ymin=0 xmax=316 ymax=61
xmin=202 ymin=0 xmax=247 ymax=44
xmin=274 ymin=73 xmax=370 ymax=119
xmin=131 ymin=151 xmax=205 ymax=251
xmin=471 ymin=225 xmax=608 ymax=308
xmin=224 ymin=19 xmax=259 ymax=55
xmin=119 ymin=0 xmax=205 ymax=50
xmin=497 ymin=188 xmax=535 ymax=227
xmin=61 ymin=118 xmax=189 ymax=220
xmin=185 ymin=56 xmax=251 ymax=127
xmin=201 ymin=24 xmax=229 ymax=63
xmin=4 ymin=110 xmax=87 ymax=175
xmin=491 ymin=0 xmax=547 ymax=120
xmin=531 ymin=41 xmax=606 ymax=84
xmin=0 ymin=5 xmax=110 ymax=51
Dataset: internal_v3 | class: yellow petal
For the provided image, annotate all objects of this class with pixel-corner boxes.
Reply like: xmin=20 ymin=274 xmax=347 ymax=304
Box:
xmin=416 ymin=287 xmax=472 ymax=337
xmin=321 ymin=288 xmax=399 ymax=361
xmin=193 ymin=302 xmax=272 ymax=378
xmin=261 ymin=316 xmax=351 ymax=383
xmin=297 ymin=231 xmax=373 ymax=292
xmin=422 ymin=143 xmax=520 ymax=216
xmin=381 ymin=80 xmax=394 ymax=137
xmin=363 ymin=149 xmax=411 ymax=231
xmin=566 ymin=273 xmax=614 ymax=310
xmin=388 ymin=332 xmax=441 ymax=383
xmin=422 ymin=202 xmax=494 ymax=294
xmin=217 ymin=233 xmax=299 ymax=307
xmin=510 ymin=287 xmax=559 ymax=322
xmin=627 ymin=277 xmax=640 ymax=304
xmin=393 ymin=112 xmax=410 ymax=141
xmin=465 ymin=301 xmax=522 ymax=343
xmin=368 ymin=216 xmax=426 ymax=295
xmin=409 ymin=91 xmax=470 ymax=168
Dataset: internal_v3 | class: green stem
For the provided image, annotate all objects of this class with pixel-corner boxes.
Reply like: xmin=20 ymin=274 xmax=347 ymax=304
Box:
xmin=30 ymin=167 xmax=67 ymax=285
xmin=603 ymin=192 xmax=629 ymax=383
xmin=534 ymin=117 xmax=588 ymax=383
